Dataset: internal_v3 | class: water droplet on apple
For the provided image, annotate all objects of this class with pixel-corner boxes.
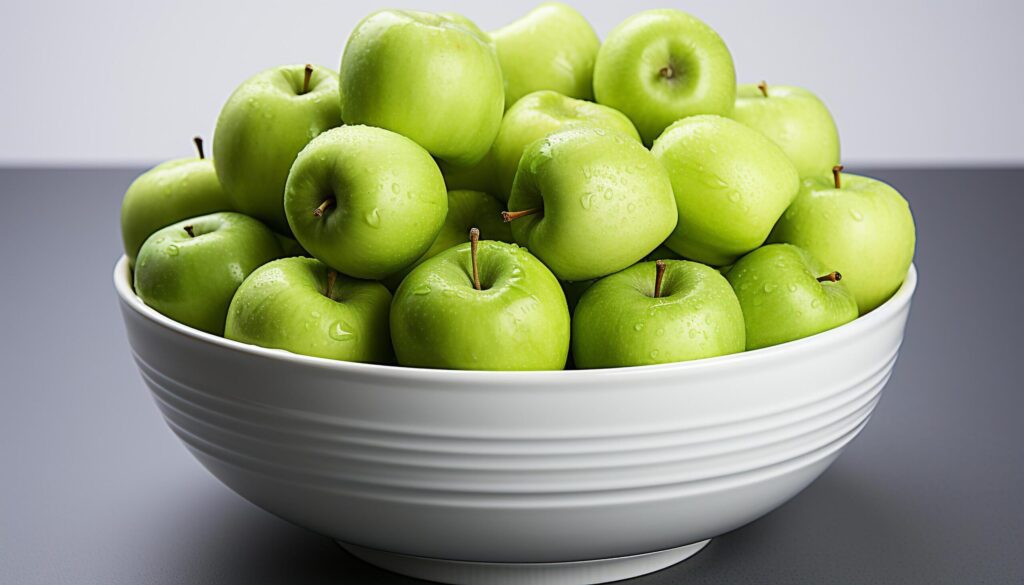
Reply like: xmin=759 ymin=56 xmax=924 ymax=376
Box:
xmin=364 ymin=208 xmax=382 ymax=227
xmin=728 ymin=191 xmax=741 ymax=203
xmin=329 ymin=321 xmax=355 ymax=341
xmin=849 ymin=209 xmax=864 ymax=221
xmin=634 ymin=322 xmax=645 ymax=331
xmin=412 ymin=284 xmax=431 ymax=295
xmin=656 ymin=328 xmax=665 ymax=336
xmin=627 ymin=203 xmax=637 ymax=212
xmin=649 ymin=349 xmax=660 ymax=359
xmin=391 ymin=182 xmax=401 ymax=194
xmin=811 ymin=299 xmax=822 ymax=309
xmin=580 ymin=194 xmax=594 ymax=209
xmin=166 ymin=244 xmax=179 ymax=256
xmin=603 ymin=187 xmax=613 ymax=200
xmin=788 ymin=284 xmax=798 ymax=292
xmin=763 ymin=283 xmax=777 ymax=293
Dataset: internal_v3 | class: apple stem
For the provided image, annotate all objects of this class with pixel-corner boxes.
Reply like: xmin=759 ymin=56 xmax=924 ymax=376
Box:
xmin=653 ymin=260 xmax=667 ymax=298
xmin=193 ymin=136 xmax=205 ymax=159
xmin=817 ymin=272 xmax=842 ymax=283
xmin=183 ymin=224 xmax=196 ymax=238
xmin=313 ymin=198 xmax=334 ymax=217
xmin=469 ymin=227 xmax=482 ymax=291
xmin=325 ymin=269 xmax=337 ymax=297
xmin=833 ymin=165 xmax=844 ymax=189
xmin=757 ymin=81 xmax=768 ymax=98
xmin=302 ymin=64 xmax=313 ymax=95
xmin=501 ymin=208 xmax=541 ymax=222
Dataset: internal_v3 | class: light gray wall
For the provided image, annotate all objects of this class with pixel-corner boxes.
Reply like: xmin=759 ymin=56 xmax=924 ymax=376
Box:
xmin=2 ymin=0 xmax=1021 ymax=166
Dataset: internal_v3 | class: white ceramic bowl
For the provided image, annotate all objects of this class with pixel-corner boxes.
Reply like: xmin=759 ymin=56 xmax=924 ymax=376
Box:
xmin=114 ymin=256 xmax=916 ymax=585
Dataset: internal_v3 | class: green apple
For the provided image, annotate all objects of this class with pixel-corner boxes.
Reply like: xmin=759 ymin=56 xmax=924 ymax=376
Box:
xmin=134 ymin=212 xmax=282 ymax=335
xmin=274 ymin=233 xmax=309 ymax=258
xmin=391 ymin=230 xmax=569 ymax=370
xmin=726 ymin=244 xmax=858 ymax=350
xmin=572 ymin=259 xmax=744 ymax=368
xmin=506 ymin=127 xmax=677 ymax=281
xmin=225 ymin=257 xmax=392 ymax=363
xmin=732 ymin=82 xmax=840 ymax=179
xmin=340 ymin=10 xmax=504 ymax=166
xmin=213 ymin=64 xmax=341 ymax=234
xmin=438 ymin=153 xmax=499 ymax=197
xmin=651 ymin=115 xmax=799 ymax=266
xmin=384 ymin=189 xmax=513 ymax=290
xmin=284 ymin=125 xmax=448 ymax=280
xmin=593 ymin=9 xmax=736 ymax=145
xmin=121 ymin=137 xmax=231 ymax=265
xmin=493 ymin=90 xmax=641 ymax=201
xmin=769 ymin=167 xmax=916 ymax=313
xmin=491 ymin=3 xmax=600 ymax=109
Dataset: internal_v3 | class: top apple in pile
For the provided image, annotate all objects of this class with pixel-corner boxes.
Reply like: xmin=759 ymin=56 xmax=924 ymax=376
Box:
xmin=121 ymin=5 xmax=917 ymax=371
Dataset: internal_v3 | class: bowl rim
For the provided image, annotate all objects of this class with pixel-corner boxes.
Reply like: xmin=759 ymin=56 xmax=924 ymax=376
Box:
xmin=114 ymin=255 xmax=916 ymax=382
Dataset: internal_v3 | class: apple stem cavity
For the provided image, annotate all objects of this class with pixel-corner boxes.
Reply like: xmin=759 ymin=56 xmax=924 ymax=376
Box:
xmin=183 ymin=224 xmax=196 ymax=238
xmin=817 ymin=271 xmax=842 ymax=283
xmin=193 ymin=136 xmax=205 ymax=159
xmin=469 ymin=227 xmax=482 ymax=291
xmin=833 ymin=165 xmax=845 ymax=189
xmin=501 ymin=208 xmax=541 ymax=222
xmin=757 ymin=81 xmax=768 ymax=98
xmin=653 ymin=260 xmax=667 ymax=298
xmin=325 ymin=269 xmax=337 ymax=297
xmin=659 ymin=65 xmax=676 ymax=80
xmin=302 ymin=64 xmax=313 ymax=95
xmin=313 ymin=198 xmax=334 ymax=218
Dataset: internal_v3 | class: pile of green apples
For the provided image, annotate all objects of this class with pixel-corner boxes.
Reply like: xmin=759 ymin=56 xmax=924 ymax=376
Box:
xmin=123 ymin=4 xmax=916 ymax=371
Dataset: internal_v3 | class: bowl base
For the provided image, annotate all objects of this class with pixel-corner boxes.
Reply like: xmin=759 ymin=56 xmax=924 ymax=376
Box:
xmin=337 ymin=539 xmax=711 ymax=585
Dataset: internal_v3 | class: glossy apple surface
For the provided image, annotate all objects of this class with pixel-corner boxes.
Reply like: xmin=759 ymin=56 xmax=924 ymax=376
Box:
xmin=340 ymin=10 xmax=504 ymax=166
xmin=732 ymin=83 xmax=840 ymax=179
xmin=391 ymin=239 xmax=569 ymax=370
xmin=593 ymin=9 xmax=736 ymax=145
xmin=770 ymin=171 xmax=916 ymax=313
xmin=385 ymin=189 xmax=513 ymax=289
xmin=284 ymin=125 xmax=448 ymax=280
xmin=493 ymin=90 xmax=640 ymax=201
xmin=213 ymin=64 xmax=341 ymax=234
xmin=121 ymin=144 xmax=230 ymax=265
xmin=225 ymin=257 xmax=393 ymax=363
xmin=727 ymin=244 xmax=858 ymax=349
xmin=572 ymin=260 xmax=744 ymax=368
xmin=651 ymin=115 xmax=799 ymax=266
xmin=492 ymin=3 xmax=600 ymax=109
xmin=133 ymin=212 xmax=282 ymax=335
xmin=508 ymin=127 xmax=677 ymax=281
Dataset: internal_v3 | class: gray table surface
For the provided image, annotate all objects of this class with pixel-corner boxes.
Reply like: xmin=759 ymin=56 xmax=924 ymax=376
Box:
xmin=1 ymin=167 xmax=1021 ymax=584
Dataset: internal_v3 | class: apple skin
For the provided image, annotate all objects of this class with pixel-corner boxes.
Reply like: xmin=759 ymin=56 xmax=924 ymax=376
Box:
xmin=508 ymin=127 xmax=678 ymax=281
xmin=384 ymin=189 xmax=513 ymax=290
xmin=651 ymin=115 xmax=800 ymax=266
xmin=340 ymin=10 xmax=504 ymax=167
xmin=726 ymin=244 xmax=858 ymax=350
xmin=391 ymin=240 xmax=570 ymax=370
xmin=213 ymin=64 xmax=341 ymax=235
xmin=438 ymin=152 xmax=499 ymax=197
xmin=593 ymin=9 xmax=736 ymax=145
xmin=769 ymin=173 xmax=916 ymax=314
xmin=732 ymin=83 xmax=840 ymax=180
xmin=572 ymin=260 xmax=745 ymax=368
xmin=225 ymin=257 xmax=393 ymax=364
xmin=491 ymin=3 xmax=601 ymax=109
xmin=121 ymin=156 xmax=231 ymax=265
xmin=284 ymin=125 xmax=448 ymax=280
xmin=133 ymin=212 xmax=283 ymax=335
xmin=493 ymin=90 xmax=641 ymax=202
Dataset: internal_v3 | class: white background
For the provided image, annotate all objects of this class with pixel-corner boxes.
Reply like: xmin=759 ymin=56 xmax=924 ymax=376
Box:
xmin=2 ymin=0 xmax=1021 ymax=166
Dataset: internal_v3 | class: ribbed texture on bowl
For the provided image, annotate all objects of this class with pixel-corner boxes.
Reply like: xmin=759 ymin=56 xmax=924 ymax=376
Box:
xmin=115 ymin=257 xmax=915 ymax=563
